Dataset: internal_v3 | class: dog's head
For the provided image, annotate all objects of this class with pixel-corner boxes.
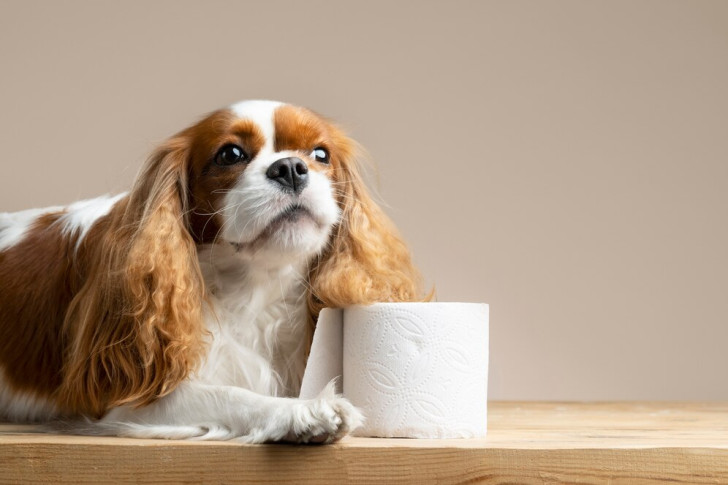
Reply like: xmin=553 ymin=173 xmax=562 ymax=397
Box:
xmin=127 ymin=100 xmax=422 ymax=312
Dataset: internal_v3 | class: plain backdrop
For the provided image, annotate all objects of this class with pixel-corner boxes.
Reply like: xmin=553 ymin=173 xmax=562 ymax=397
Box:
xmin=1 ymin=1 xmax=726 ymax=400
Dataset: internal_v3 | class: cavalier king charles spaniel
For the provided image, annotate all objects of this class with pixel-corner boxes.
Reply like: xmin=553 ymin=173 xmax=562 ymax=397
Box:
xmin=0 ymin=100 xmax=422 ymax=443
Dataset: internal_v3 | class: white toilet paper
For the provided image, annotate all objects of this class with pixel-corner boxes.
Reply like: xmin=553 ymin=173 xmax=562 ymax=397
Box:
xmin=300 ymin=302 xmax=489 ymax=438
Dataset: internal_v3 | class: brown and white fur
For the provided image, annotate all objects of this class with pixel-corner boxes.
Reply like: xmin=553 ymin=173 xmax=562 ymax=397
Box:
xmin=0 ymin=100 xmax=422 ymax=443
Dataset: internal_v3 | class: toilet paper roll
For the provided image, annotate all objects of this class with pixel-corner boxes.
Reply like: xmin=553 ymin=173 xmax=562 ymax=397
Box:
xmin=300 ymin=302 xmax=489 ymax=438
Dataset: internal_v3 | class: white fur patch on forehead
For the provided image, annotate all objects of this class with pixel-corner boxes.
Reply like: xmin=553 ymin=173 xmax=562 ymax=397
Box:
xmin=229 ymin=100 xmax=284 ymax=152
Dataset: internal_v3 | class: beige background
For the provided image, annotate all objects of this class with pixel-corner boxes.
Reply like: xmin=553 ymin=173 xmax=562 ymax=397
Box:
xmin=1 ymin=1 xmax=726 ymax=400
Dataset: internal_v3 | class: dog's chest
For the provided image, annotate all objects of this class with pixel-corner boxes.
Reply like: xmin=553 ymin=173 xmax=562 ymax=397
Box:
xmin=194 ymin=260 xmax=311 ymax=398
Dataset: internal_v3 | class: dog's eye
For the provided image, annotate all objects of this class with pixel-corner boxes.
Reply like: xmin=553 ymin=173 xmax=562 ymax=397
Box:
xmin=311 ymin=147 xmax=329 ymax=164
xmin=215 ymin=144 xmax=248 ymax=166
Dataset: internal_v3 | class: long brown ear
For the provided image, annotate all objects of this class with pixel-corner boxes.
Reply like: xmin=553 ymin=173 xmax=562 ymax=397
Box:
xmin=58 ymin=136 xmax=206 ymax=417
xmin=307 ymin=130 xmax=428 ymax=318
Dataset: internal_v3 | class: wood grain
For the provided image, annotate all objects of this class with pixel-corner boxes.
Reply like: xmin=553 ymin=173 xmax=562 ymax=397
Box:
xmin=2 ymin=402 xmax=728 ymax=484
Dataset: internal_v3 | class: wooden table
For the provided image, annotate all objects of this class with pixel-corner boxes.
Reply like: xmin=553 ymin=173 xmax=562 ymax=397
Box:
xmin=2 ymin=402 xmax=728 ymax=484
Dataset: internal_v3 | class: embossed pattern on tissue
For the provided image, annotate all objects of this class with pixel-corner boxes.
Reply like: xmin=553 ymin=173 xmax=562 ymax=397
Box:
xmin=343 ymin=304 xmax=488 ymax=437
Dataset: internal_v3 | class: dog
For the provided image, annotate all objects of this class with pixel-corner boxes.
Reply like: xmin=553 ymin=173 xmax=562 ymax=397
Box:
xmin=0 ymin=100 xmax=422 ymax=443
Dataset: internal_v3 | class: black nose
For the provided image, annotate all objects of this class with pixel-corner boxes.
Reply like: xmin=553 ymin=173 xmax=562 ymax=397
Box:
xmin=266 ymin=157 xmax=309 ymax=194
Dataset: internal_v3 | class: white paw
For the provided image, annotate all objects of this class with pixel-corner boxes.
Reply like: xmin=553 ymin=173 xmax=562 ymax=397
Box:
xmin=283 ymin=381 xmax=364 ymax=444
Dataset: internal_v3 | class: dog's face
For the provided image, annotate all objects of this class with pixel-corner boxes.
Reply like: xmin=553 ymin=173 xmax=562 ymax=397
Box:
xmin=118 ymin=98 xmax=420 ymax=330
xmin=182 ymin=100 xmax=351 ymax=261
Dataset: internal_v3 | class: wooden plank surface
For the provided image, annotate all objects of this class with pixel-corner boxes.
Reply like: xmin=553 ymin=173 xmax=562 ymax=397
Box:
xmin=2 ymin=402 xmax=728 ymax=484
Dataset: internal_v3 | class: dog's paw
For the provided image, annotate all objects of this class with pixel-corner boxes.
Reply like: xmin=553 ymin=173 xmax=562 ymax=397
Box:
xmin=283 ymin=381 xmax=364 ymax=444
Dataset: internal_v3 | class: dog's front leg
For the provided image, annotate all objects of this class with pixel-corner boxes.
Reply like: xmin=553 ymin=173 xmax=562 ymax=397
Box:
xmin=91 ymin=380 xmax=363 ymax=443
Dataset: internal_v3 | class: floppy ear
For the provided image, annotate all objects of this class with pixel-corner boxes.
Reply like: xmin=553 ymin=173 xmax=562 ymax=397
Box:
xmin=307 ymin=130 xmax=427 ymax=318
xmin=59 ymin=135 xmax=206 ymax=417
